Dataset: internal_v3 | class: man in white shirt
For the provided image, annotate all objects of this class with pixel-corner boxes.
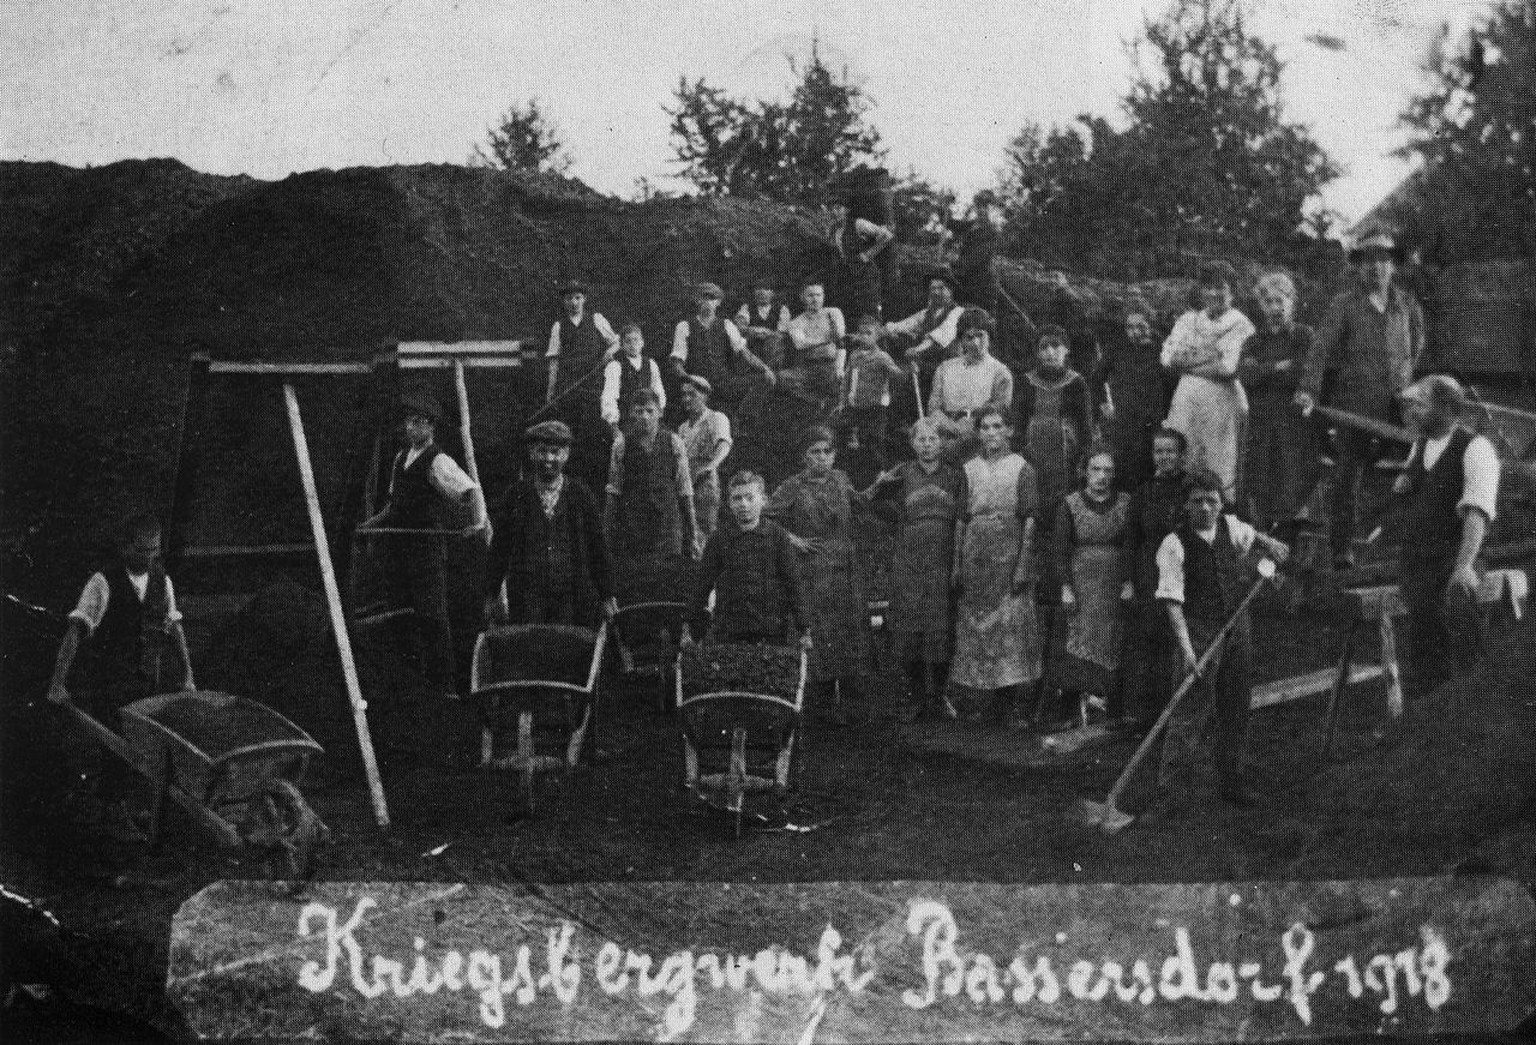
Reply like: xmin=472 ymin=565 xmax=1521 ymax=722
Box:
xmin=1391 ymin=375 xmax=1501 ymax=692
xmin=360 ymin=392 xmax=482 ymax=699
xmin=886 ymin=272 xmax=965 ymax=426
xmin=1154 ymin=469 xmax=1288 ymax=807
xmin=599 ymin=323 xmax=666 ymax=435
xmin=545 ymin=279 xmax=619 ymax=405
xmin=48 ymin=512 xmax=195 ymax=841
xmin=671 ymin=282 xmax=775 ymax=416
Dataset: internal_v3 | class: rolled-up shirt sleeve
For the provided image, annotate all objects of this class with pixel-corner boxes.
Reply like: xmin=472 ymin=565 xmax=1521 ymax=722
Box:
xmin=599 ymin=360 xmax=623 ymax=426
xmin=430 ymin=455 xmax=479 ymax=502
xmin=69 ymin=572 xmax=181 ymax=634
xmin=672 ymin=434 xmax=694 ymax=499
xmin=1460 ymin=434 xmax=1500 ymax=521
xmin=1224 ymin=514 xmax=1258 ymax=555
xmin=1155 ymin=533 xmax=1186 ymax=603
xmin=593 ymin=313 xmax=618 ymax=347
xmin=545 ymin=321 xmax=562 ymax=359
xmin=671 ymin=321 xmax=691 ymax=362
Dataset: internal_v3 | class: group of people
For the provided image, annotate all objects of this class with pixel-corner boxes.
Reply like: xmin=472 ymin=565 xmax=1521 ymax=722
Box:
xmin=45 ymin=222 xmax=1501 ymax=837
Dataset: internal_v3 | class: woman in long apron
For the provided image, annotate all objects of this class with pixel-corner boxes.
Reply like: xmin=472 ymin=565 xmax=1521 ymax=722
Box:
xmin=861 ymin=416 xmax=967 ymax=720
xmin=1049 ymin=445 xmax=1133 ymax=723
xmin=951 ymin=407 xmax=1042 ymax=724
xmin=1161 ymin=261 xmax=1255 ymax=507
xmin=767 ymin=425 xmax=869 ymax=725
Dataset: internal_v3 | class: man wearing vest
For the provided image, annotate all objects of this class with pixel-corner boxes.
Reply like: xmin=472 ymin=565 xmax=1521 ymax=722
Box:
xmin=885 ymin=270 xmax=965 ymax=428
xmin=484 ymin=420 xmax=616 ymax=629
xmin=1391 ymin=375 xmax=1500 ymax=694
xmin=48 ymin=512 xmax=195 ymax=842
xmin=734 ymin=280 xmax=792 ymax=371
xmin=361 ymin=392 xmax=481 ymax=700
xmin=604 ymin=388 xmax=699 ymax=603
xmin=1154 ymin=469 xmax=1289 ymax=808
xmin=547 ymin=279 xmax=620 ymax=487
xmin=1295 ymin=231 xmax=1425 ymax=569
xmin=670 ymin=282 xmax=775 ymax=419
xmin=599 ymin=322 xmax=667 ymax=438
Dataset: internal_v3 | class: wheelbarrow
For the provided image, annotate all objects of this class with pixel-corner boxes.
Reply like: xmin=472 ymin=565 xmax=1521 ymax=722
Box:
xmin=469 ymin=623 xmax=607 ymax=816
xmin=62 ymin=691 xmax=330 ymax=881
xmin=675 ymin=642 xmax=808 ymax=838
xmin=610 ymin=601 xmax=688 ymax=712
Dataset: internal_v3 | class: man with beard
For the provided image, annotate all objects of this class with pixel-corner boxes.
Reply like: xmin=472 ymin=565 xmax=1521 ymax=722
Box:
xmin=483 ymin=420 xmax=615 ymax=629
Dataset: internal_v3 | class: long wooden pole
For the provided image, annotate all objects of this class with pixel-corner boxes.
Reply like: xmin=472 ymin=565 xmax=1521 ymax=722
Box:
xmin=453 ymin=360 xmax=491 ymax=545
xmin=284 ymin=382 xmax=391 ymax=828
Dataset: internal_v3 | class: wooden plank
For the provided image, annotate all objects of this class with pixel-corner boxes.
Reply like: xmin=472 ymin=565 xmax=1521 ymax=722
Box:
xmin=1253 ymin=664 xmax=1384 ymax=709
xmin=1380 ymin=614 xmax=1404 ymax=719
xmin=207 ymin=360 xmax=373 ymax=375
xmin=397 ymin=340 xmax=525 ymax=355
xmin=1343 ymin=585 xmax=1409 ymax=620
xmin=397 ymin=356 xmax=528 ymax=369
xmin=453 ymin=359 xmax=491 ymax=541
xmin=283 ymin=383 xmax=391 ymax=829
xmin=179 ymin=542 xmax=314 ymax=557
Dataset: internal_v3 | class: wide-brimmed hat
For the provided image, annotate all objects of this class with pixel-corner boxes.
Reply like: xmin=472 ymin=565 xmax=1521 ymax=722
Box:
xmin=557 ymin=279 xmax=589 ymax=297
xmin=1349 ymin=230 xmax=1403 ymax=262
xmin=399 ymin=390 xmax=443 ymax=423
xmin=524 ymin=419 xmax=574 ymax=446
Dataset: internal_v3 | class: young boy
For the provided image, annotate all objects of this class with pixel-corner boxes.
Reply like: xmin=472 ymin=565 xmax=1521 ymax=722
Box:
xmin=605 ymin=388 xmax=699 ymax=601
xmin=599 ymin=322 xmax=667 ymax=436
xmin=677 ymin=376 xmax=733 ymax=550
xmin=361 ymin=391 xmax=482 ymax=700
xmin=683 ymin=471 xmax=811 ymax=650
xmin=840 ymin=314 xmax=905 ymax=464
xmin=1153 ymin=469 xmax=1288 ymax=807
xmin=48 ymin=512 xmax=195 ymax=841
xmin=735 ymin=279 xmax=792 ymax=369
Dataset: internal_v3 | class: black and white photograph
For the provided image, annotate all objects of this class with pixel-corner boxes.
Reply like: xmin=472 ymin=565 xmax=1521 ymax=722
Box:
xmin=2 ymin=1 xmax=1534 ymax=1042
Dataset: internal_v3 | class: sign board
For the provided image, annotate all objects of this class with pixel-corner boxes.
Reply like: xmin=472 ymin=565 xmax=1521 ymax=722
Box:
xmin=168 ymin=877 xmax=1535 ymax=1043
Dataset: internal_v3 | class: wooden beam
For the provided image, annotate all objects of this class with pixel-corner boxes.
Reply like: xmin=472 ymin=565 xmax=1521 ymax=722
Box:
xmin=179 ymin=543 xmax=314 ymax=557
xmin=453 ymin=359 xmax=491 ymax=542
xmin=283 ymin=382 xmax=391 ymax=829
xmin=1254 ymin=664 xmax=1384 ymax=709
xmin=209 ymin=361 xmax=373 ymax=375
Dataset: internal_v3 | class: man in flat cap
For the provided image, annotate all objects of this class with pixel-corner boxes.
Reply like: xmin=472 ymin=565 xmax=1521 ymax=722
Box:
xmin=362 ymin=391 xmax=482 ymax=699
xmin=884 ymin=269 xmax=965 ymax=428
xmin=1296 ymin=230 xmax=1426 ymax=569
xmin=1390 ymin=374 xmax=1500 ymax=694
xmin=546 ymin=279 xmax=621 ymax=488
xmin=483 ymin=420 xmax=615 ymax=629
xmin=670 ymin=281 xmax=775 ymax=419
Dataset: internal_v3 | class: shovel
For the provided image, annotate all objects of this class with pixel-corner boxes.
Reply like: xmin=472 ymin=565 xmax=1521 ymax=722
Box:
xmin=1079 ymin=558 xmax=1278 ymax=834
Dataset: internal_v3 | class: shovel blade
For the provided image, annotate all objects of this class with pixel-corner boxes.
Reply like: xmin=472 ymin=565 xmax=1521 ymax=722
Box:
xmin=1079 ymin=797 xmax=1136 ymax=834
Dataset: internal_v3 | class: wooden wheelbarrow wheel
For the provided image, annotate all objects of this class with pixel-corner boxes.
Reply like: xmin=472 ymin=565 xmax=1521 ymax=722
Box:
xmin=241 ymin=780 xmax=329 ymax=889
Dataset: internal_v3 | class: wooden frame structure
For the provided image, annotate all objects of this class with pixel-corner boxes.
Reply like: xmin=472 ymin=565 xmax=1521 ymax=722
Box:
xmin=166 ymin=342 xmax=537 ymax=831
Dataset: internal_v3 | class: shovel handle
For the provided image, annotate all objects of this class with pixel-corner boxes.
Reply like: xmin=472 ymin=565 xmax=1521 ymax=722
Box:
xmin=1100 ymin=568 xmax=1273 ymax=809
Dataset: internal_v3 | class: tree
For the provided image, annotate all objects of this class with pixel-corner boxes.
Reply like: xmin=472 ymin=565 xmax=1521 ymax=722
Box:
xmin=471 ymin=99 xmax=572 ymax=175
xmin=1001 ymin=0 xmax=1339 ymax=278
xmin=1391 ymin=1 xmax=1536 ymax=261
xmin=667 ymin=41 xmax=885 ymax=204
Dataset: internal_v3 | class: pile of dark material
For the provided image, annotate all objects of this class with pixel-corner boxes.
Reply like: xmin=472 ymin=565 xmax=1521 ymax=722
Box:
xmin=681 ymin=643 xmax=801 ymax=699
xmin=476 ymin=625 xmax=597 ymax=688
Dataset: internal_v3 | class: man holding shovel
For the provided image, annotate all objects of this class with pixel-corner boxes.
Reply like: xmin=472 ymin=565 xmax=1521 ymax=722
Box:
xmin=1152 ymin=470 xmax=1289 ymax=808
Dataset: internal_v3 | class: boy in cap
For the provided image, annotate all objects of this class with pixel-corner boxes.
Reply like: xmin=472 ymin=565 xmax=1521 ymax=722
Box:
xmin=605 ymin=388 xmax=699 ymax=601
xmin=1390 ymin=375 xmax=1500 ymax=693
xmin=546 ymin=279 xmax=619 ymax=406
xmin=735 ymin=279 xmax=792 ymax=370
xmin=361 ymin=391 xmax=481 ymax=699
xmin=671 ymin=282 xmax=775 ymax=417
xmin=677 ymin=375 xmax=733 ymax=550
xmin=48 ymin=512 xmax=195 ymax=842
xmin=484 ymin=420 xmax=615 ymax=629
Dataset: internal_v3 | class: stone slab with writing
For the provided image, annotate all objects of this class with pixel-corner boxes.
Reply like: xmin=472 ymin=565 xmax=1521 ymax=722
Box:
xmin=169 ymin=877 xmax=1536 ymax=1043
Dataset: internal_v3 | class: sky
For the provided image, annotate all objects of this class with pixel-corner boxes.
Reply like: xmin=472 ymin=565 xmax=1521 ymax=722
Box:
xmin=0 ymin=0 xmax=1493 ymax=227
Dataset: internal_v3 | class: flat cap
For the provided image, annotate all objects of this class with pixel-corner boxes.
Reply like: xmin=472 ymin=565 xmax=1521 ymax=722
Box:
xmin=557 ymin=279 xmax=589 ymax=297
xmin=682 ymin=374 xmax=713 ymax=395
xmin=399 ymin=390 xmax=444 ymax=423
xmin=524 ymin=419 xmax=574 ymax=446
xmin=694 ymin=281 xmax=724 ymax=300
xmin=1349 ymin=230 xmax=1402 ymax=261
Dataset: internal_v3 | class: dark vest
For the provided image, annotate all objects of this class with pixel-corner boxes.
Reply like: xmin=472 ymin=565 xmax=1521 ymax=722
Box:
xmin=1398 ymin=429 xmax=1473 ymax=565
xmin=615 ymin=357 xmax=652 ymax=416
xmin=90 ymin=564 xmax=171 ymax=688
xmin=1175 ymin=516 xmax=1246 ymax=627
xmin=390 ymin=443 xmax=445 ymax=529
xmin=618 ymin=432 xmax=682 ymax=558
xmin=557 ymin=313 xmax=608 ymax=386
xmin=684 ymin=317 xmax=734 ymax=386
xmin=917 ymin=305 xmax=955 ymax=339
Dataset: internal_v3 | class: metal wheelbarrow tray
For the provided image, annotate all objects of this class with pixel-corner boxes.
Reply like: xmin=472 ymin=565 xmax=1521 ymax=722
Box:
xmin=469 ymin=623 xmax=608 ymax=815
xmin=63 ymin=690 xmax=328 ymax=879
xmin=675 ymin=643 xmax=808 ymax=838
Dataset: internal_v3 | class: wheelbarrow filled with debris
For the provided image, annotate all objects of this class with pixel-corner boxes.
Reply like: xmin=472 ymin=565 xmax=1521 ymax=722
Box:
xmin=610 ymin=601 xmax=689 ymax=712
xmin=675 ymin=642 xmax=807 ymax=838
xmin=66 ymin=690 xmax=329 ymax=880
xmin=469 ymin=623 xmax=607 ymax=815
